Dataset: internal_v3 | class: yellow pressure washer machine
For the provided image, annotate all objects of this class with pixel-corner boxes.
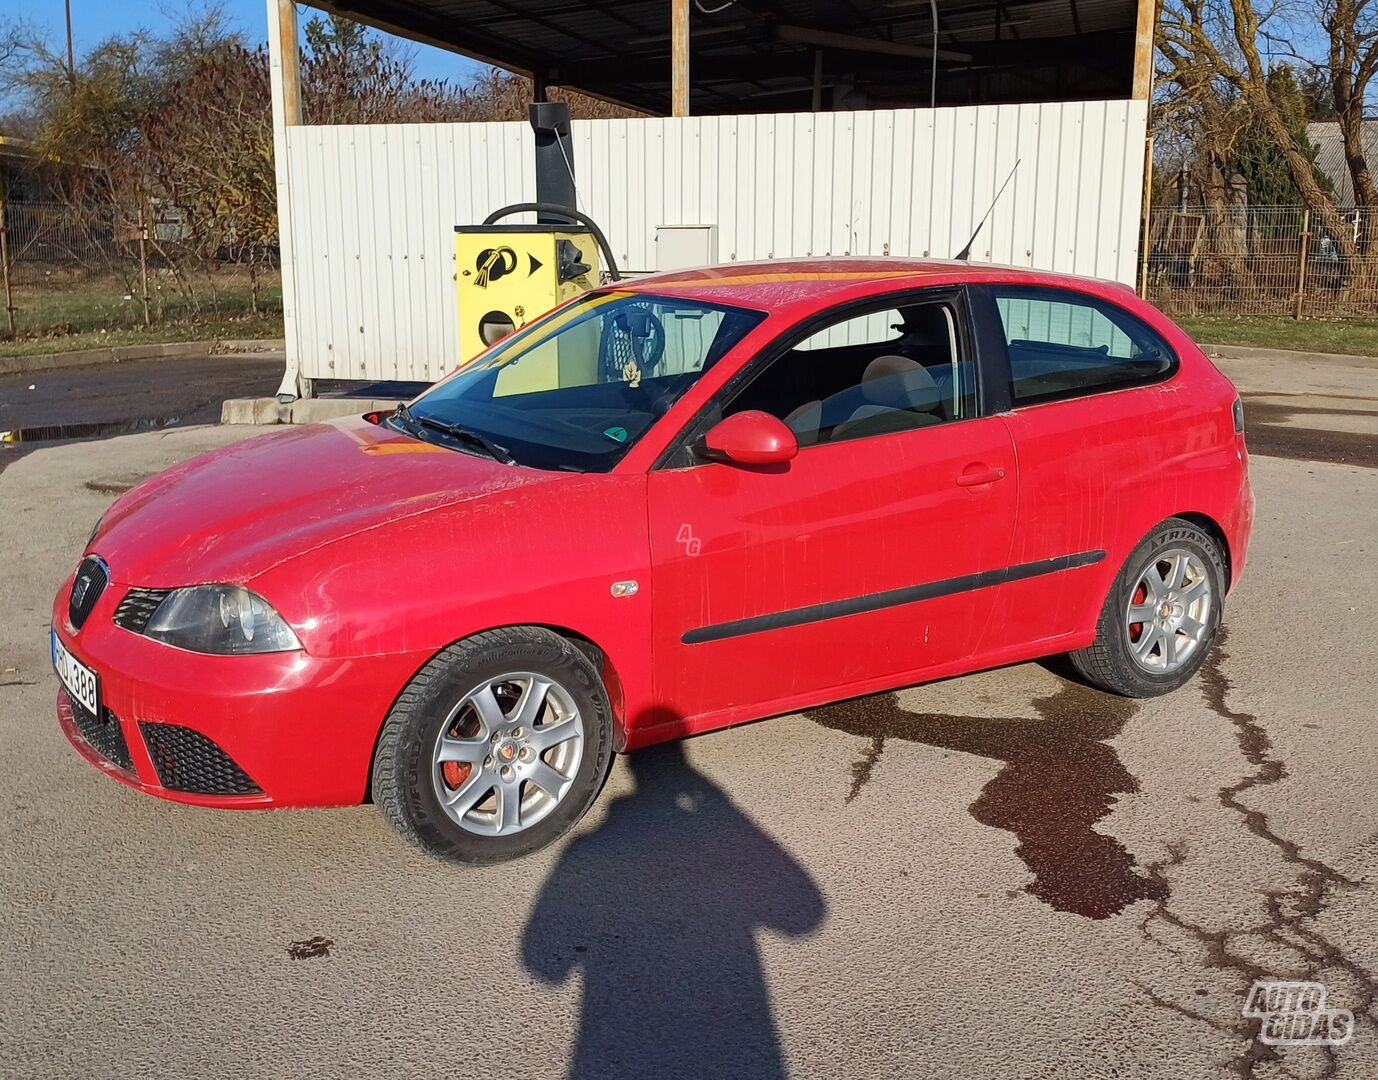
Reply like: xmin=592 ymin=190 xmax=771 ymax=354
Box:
xmin=454 ymin=103 xmax=622 ymax=370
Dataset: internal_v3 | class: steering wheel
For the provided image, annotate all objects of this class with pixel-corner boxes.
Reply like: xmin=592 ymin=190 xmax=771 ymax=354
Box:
xmin=609 ymin=306 xmax=667 ymax=379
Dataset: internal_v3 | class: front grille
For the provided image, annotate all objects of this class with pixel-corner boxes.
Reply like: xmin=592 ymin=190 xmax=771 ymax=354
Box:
xmin=113 ymin=588 xmax=170 ymax=633
xmin=68 ymin=696 xmax=134 ymax=772
xmin=139 ymin=723 xmax=262 ymax=796
xmin=68 ymin=556 xmax=110 ymax=631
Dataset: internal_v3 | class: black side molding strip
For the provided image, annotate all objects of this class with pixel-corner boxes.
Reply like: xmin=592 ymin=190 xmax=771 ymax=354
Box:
xmin=681 ymin=550 xmax=1107 ymax=645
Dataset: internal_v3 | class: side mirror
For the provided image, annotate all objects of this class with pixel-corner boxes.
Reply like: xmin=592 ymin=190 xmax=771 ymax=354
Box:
xmin=701 ymin=411 xmax=799 ymax=465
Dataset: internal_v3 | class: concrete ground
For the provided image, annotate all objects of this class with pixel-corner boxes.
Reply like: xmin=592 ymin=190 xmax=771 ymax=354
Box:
xmin=1 ymin=358 xmax=1376 ymax=1079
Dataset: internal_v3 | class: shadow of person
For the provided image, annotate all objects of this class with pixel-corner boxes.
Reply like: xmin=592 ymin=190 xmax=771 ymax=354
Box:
xmin=809 ymin=679 xmax=1167 ymax=920
xmin=521 ymin=741 xmax=826 ymax=1080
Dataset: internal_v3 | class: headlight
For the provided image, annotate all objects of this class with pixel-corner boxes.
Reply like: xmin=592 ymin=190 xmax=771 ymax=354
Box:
xmin=144 ymin=585 xmax=302 ymax=655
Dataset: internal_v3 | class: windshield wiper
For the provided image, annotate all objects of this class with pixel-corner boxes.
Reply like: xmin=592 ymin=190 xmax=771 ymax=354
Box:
xmin=389 ymin=402 xmax=422 ymax=435
xmin=388 ymin=403 xmax=514 ymax=465
xmin=411 ymin=410 xmax=515 ymax=465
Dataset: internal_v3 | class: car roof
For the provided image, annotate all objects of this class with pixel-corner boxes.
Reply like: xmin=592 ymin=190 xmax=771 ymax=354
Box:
xmin=611 ymin=257 xmax=1135 ymax=315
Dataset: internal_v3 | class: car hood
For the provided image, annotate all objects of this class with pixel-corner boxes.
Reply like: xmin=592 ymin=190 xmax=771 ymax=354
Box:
xmin=93 ymin=416 xmax=565 ymax=586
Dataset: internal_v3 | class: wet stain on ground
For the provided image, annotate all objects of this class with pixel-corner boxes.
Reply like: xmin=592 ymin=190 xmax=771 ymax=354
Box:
xmin=1241 ymin=393 xmax=1378 ymax=468
xmin=807 ymin=679 xmax=1167 ymax=920
xmin=83 ymin=478 xmax=143 ymax=496
xmin=287 ymin=936 xmax=334 ymax=960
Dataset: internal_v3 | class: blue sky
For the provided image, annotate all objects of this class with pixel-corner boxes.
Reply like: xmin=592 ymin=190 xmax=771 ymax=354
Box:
xmin=9 ymin=0 xmax=490 ymax=85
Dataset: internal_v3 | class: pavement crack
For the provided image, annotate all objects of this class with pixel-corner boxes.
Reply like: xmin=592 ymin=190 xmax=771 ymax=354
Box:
xmin=1136 ymin=627 xmax=1377 ymax=1078
xmin=1200 ymin=628 xmax=1357 ymax=889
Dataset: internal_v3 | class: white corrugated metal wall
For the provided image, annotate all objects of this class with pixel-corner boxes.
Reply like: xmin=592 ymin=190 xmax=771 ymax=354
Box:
xmin=283 ymin=99 xmax=1148 ymax=382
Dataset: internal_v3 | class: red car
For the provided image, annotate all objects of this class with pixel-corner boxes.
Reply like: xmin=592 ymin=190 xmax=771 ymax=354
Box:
xmin=52 ymin=260 xmax=1252 ymax=863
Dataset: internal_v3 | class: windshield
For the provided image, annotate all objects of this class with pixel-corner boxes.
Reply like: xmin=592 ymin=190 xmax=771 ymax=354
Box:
xmin=395 ymin=291 xmax=765 ymax=472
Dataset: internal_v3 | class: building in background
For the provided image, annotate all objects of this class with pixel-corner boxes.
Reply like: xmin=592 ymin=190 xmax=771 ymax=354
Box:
xmin=1307 ymin=120 xmax=1378 ymax=207
xmin=267 ymin=0 xmax=1157 ymax=396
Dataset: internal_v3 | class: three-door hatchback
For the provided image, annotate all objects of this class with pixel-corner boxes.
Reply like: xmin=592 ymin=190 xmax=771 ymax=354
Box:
xmin=52 ymin=259 xmax=1253 ymax=863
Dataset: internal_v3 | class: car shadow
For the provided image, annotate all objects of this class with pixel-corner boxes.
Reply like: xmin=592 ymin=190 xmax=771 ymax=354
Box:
xmin=521 ymin=740 xmax=826 ymax=1080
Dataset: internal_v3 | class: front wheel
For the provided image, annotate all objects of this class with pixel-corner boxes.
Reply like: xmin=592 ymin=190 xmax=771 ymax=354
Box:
xmin=1069 ymin=519 xmax=1227 ymax=697
xmin=372 ymin=627 xmax=614 ymax=864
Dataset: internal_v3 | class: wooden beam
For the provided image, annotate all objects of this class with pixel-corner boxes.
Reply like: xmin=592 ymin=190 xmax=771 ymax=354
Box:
xmin=671 ymin=0 xmax=690 ymax=116
xmin=1131 ymin=0 xmax=1157 ymax=100
xmin=267 ymin=0 xmax=304 ymax=399
xmin=271 ymin=0 xmax=301 ymax=125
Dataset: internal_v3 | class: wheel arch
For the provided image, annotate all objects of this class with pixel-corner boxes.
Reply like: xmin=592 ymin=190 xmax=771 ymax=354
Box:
xmin=361 ymin=621 xmax=629 ymax=804
xmin=1170 ymin=510 xmax=1233 ymax=589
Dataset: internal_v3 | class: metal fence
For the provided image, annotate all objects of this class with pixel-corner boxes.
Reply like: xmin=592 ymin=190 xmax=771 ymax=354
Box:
xmin=7 ymin=195 xmax=1378 ymax=343
xmin=0 ymin=199 xmax=280 ymax=340
xmin=1142 ymin=204 xmax=1378 ymax=318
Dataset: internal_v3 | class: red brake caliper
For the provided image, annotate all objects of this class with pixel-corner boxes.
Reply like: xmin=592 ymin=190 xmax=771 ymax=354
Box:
xmin=1129 ymin=582 xmax=1147 ymax=642
xmin=442 ymin=761 xmax=471 ymax=788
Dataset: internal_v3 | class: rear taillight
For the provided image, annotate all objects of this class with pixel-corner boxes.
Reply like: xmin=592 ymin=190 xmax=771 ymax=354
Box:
xmin=1232 ymin=397 xmax=1245 ymax=434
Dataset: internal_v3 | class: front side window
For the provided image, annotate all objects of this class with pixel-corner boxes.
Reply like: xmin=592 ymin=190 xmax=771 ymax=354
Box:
xmin=993 ymin=287 xmax=1175 ymax=407
xmin=397 ymin=291 xmax=764 ymax=472
xmin=722 ymin=297 xmax=976 ymax=447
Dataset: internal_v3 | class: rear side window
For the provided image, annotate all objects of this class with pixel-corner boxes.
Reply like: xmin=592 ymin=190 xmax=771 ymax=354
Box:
xmin=992 ymin=287 xmax=1175 ymax=407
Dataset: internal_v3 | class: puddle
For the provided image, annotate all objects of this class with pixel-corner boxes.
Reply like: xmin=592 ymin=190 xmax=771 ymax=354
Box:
xmin=287 ymin=936 xmax=334 ymax=960
xmin=0 ymin=416 xmax=182 ymax=445
xmin=1241 ymin=394 xmax=1378 ymax=468
xmin=808 ymin=678 xmax=1167 ymax=919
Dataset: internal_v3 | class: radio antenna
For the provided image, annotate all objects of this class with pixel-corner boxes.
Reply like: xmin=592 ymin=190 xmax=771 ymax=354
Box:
xmin=953 ymin=158 xmax=1021 ymax=261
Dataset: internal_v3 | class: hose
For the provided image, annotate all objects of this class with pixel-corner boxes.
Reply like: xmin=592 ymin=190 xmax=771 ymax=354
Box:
xmin=481 ymin=203 xmax=622 ymax=281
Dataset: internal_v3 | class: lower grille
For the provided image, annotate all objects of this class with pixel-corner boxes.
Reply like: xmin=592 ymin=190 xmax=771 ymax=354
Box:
xmin=139 ymin=723 xmax=262 ymax=796
xmin=69 ymin=697 xmax=134 ymax=772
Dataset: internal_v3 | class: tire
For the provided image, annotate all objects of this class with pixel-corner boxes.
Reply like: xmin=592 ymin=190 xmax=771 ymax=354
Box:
xmin=1069 ymin=518 xmax=1227 ymax=698
xmin=372 ymin=626 xmax=614 ymax=865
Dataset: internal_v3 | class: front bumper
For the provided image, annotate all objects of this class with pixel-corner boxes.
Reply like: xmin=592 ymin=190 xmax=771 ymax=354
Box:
xmin=52 ymin=574 xmax=429 ymax=808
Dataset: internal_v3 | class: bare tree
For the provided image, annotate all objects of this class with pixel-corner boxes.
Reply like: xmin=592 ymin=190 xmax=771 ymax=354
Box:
xmin=1160 ymin=0 xmax=1365 ymax=271
xmin=1318 ymin=0 xmax=1378 ymax=213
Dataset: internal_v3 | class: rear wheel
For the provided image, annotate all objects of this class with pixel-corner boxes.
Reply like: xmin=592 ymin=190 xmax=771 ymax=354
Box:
xmin=372 ymin=627 xmax=614 ymax=864
xmin=1069 ymin=519 xmax=1226 ymax=697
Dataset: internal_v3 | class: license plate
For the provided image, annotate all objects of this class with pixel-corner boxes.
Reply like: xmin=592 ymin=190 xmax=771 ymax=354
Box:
xmin=52 ymin=628 xmax=100 ymax=717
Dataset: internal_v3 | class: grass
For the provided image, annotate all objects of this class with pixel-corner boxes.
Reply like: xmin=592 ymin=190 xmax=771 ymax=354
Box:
xmin=0 ymin=313 xmax=285 ymax=358
xmin=1 ymin=268 xmax=284 ymax=357
xmin=9 ymin=270 xmax=280 ymax=322
xmin=1173 ymin=315 xmax=1378 ymax=357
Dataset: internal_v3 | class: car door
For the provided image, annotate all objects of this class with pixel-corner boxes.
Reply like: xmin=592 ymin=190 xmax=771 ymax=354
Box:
xmin=642 ymin=290 xmax=1019 ymax=738
xmin=973 ymin=284 xmax=1178 ymax=649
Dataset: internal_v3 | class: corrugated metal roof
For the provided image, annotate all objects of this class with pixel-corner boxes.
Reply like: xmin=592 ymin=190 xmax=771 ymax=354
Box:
xmin=309 ymin=0 xmax=1140 ymax=114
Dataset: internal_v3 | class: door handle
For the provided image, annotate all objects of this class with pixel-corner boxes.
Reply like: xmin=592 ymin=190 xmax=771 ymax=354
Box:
xmin=955 ymin=465 xmax=1007 ymax=487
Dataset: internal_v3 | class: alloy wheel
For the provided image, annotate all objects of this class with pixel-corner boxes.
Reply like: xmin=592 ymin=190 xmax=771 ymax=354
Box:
xmin=430 ymin=672 xmax=585 ymax=836
xmin=1124 ymin=547 xmax=1214 ymax=674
